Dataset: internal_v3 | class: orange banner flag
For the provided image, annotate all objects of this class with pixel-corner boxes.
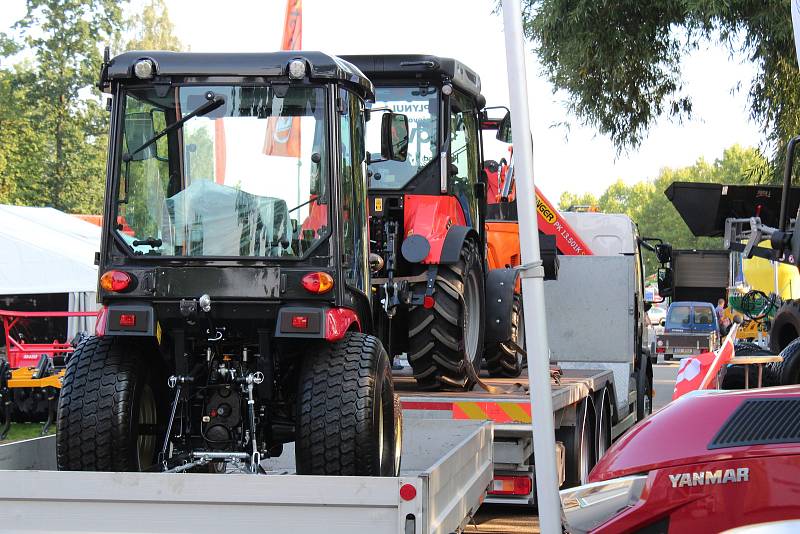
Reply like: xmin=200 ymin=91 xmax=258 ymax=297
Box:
xmin=264 ymin=0 xmax=302 ymax=157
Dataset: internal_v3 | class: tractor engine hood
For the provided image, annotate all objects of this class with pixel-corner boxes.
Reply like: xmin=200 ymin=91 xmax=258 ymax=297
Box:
xmin=590 ymin=385 xmax=800 ymax=483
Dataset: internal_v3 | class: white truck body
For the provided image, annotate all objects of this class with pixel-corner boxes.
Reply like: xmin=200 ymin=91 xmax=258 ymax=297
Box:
xmin=0 ymin=419 xmax=492 ymax=534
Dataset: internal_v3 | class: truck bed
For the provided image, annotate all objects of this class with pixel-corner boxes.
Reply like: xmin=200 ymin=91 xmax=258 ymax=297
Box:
xmin=0 ymin=419 xmax=492 ymax=534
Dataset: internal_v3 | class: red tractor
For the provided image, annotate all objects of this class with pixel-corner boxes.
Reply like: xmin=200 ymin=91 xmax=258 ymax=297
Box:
xmin=342 ymin=55 xmax=560 ymax=389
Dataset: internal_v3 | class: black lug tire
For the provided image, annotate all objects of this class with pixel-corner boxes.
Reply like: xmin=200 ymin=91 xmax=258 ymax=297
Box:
xmin=769 ymin=300 xmax=800 ymax=354
xmin=769 ymin=337 xmax=800 ymax=386
xmin=636 ymin=360 xmax=652 ymax=421
xmin=407 ymin=241 xmax=485 ymax=390
xmin=296 ymin=332 xmax=400 ymax=476
xmin=557 ymin=397 xmax=595 ymax=488
xmin=56 ymin=336 xmax=166 ymax=471
xmin=485 ymin=292 xmax=524 ymax=378
xmin=722 ymin=342 xmax=776 ymax=389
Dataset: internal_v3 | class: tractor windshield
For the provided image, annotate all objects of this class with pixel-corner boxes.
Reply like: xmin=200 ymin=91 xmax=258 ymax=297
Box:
xmin=366 ymin=86 xmax=438 ymax=189
xmin=115 ymin=84 xmax=328 ymax=258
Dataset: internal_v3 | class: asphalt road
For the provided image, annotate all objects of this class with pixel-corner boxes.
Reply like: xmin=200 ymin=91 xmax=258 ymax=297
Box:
xmin=470 ymin=361 xmax=681 ymax=533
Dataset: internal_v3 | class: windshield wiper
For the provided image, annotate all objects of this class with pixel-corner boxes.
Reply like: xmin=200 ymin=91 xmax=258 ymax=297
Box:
xmin=123 ymin=92 xmax=225 ymax=162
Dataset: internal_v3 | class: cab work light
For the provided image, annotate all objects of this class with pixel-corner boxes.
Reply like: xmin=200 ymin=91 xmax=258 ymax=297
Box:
xmin=301 ymin=272 xmax=334 ymax=294
xmin=100 ymin=270 xmax=132 ymax=292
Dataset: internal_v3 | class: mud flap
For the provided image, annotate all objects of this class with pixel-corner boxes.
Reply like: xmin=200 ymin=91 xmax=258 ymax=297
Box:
xmin=484 ymin=267 xmax=519 ymax=349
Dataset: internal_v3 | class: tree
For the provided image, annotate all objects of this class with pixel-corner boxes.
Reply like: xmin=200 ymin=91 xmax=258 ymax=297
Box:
xmin=11 ymin=0 xmax=127 ymax=212
xmin=125 ymin=0 xmax=182 ymax=51
xmin=522 ymin=1 xmax=797 ymax=165
xmin=558 ymin=144 xmax=768 ymax=273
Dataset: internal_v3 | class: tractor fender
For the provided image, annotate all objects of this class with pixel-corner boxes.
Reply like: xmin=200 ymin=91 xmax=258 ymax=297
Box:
xmin=402 ymin=194 xmax=469 ymax=264
xmin=484 ymin=267 xmax=520 ymax=347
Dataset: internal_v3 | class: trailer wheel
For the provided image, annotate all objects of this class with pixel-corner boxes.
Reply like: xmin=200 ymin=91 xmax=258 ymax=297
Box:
xmin=296 ymin=332 xmax=400 ymax=476
xmin=56 ymin=336 xmax=166 ymax=471
xmin=485 ymin=292 xmax=524 ymax=378
xmin=769 ymin=337 xmax=800 ymax=386
xmin=408 ymin=240 xmax=485 ymax=390
xmin=594 ymin=388 xmax=612 ymax=461
xmin=635 ymin=360 xmax=652 ymax=421
xmin=557 ymin=397 xmax=595 ymax=487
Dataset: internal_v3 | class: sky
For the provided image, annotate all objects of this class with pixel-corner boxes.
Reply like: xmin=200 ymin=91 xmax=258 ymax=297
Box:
xmin=0 ymin=0 xmax=764 ymax=202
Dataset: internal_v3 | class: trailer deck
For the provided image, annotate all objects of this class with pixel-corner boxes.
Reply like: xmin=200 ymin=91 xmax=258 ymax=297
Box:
xmin=0 ymin=419 xmax=492 ymax=534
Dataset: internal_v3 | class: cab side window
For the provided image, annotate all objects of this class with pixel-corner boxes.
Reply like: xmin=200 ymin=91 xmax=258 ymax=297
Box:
xmin=449 ymin=92 xmax=480 ymax=227
xmin=339 ymin=89 xmax=369 ymax=293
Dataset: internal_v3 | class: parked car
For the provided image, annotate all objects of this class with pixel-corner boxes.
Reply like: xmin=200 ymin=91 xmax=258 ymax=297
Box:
xmin=655 ymin=301 xmax=720 ymax=360
xmin=647 ymin=305 xmax=667 ymax=326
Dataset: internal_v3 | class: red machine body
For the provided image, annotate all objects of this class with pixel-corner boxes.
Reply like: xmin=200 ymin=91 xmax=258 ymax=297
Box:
xmin=587 ymin=387 xmax=800 ymax=533
xmin=402 ymin=195 xmax=467 ymax=264
xmin=1 ymin=309 xmax=96 ymax=368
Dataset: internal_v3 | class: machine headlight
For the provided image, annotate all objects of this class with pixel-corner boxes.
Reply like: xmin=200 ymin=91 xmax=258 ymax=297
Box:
xmin=288 ymin=59 xmax=307 ymax=79
xmin=134 ymin=59 xmax=155 ymax=79
xmin=560 ymin=475 xmax=647 ymax=533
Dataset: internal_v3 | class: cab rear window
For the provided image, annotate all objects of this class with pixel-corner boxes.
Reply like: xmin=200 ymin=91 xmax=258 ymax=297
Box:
xmin=667 ymin=305 xmax=691 ymax=326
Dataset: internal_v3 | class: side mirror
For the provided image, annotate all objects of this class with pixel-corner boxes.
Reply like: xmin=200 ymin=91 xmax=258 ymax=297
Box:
xmin=655 ymin=243 xmax=673 ymax=265
xmin=657 ymin=267 xmax=674 ymax=298
xmin=381 ymin=112 xmax=409 ymax=162
xmin=124 ymin=112 xmax=157 ymax=161
xmin=496 ymin=110 xmax=512 ymax=143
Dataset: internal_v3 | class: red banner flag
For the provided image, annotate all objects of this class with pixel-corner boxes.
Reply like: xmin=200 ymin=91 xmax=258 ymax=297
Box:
xmin=264 ymin=0 xmax=302 ymax=157
xmin=672 ymin=326 xmax=738 ymax=401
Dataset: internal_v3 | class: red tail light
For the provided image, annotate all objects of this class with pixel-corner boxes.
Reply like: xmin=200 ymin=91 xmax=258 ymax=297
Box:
xmin=291 ymin=315 xmax=309 ymax=329
xmin=489 ymin=475 xmax=532 ymax=496
xmin=100 ymin=270 xmax=132 ymax=292
xmin=301 ymin=272 xmax=334 ymax=294
xmin=119 ymin=313 xmax=136 ymax=327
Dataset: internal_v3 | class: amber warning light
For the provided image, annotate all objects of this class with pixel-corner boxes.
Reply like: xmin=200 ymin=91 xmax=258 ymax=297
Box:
xmin=100 ymin=271 xmax=132 ymax=292
xmin=301 ymin=272 xmax=334 ymax=294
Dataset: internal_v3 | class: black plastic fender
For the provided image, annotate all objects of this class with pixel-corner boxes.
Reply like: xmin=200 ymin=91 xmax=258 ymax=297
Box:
xmin=439 ymin=225 xmax=479 ymax=264
xmin=484 ymin=267 xmax=520 ymax=348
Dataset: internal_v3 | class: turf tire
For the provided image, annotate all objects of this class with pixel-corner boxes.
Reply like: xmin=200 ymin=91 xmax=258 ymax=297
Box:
xmin=295 ymin=332 xmax=399 ymax=476
xmin=56 ymin=336 xmax=166 ymax=471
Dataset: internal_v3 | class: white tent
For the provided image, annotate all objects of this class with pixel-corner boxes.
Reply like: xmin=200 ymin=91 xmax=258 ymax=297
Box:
xmin=0 ymin=205 xmax=100 ymax=335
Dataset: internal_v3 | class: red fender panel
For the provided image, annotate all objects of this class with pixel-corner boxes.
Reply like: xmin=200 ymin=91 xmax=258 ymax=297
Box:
xmin=403 ymin=195 xmax=467 ymax=264
xmin=324 ymin=307 xmax=361 ymax=342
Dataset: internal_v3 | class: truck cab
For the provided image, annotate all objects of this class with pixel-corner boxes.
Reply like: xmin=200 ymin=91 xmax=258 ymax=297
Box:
xmin=657 ymin=301 xmax=720 ymax=360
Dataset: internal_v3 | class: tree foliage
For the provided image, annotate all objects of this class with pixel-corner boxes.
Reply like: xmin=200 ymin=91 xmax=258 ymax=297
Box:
xmin=0 ymin=0 xmax=184 ymax=214
xmin=558 ymin=144 xmax=768 ymax=273
xmin=523 ymin=1 xmax=797 ymax=162
xmin=125 ymin=0 xmax=182 ymax=51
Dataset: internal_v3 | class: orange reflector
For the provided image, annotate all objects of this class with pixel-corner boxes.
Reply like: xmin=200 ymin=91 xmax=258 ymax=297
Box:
xmin=119 ymin=313 xmax=136 ymax=327
xmin=489 ymin=475 xmax=532 ymax=496
xmin=301 ymin=272 xmax=334 ymax=294
xmin=399 ymin=483 xmax=417 ymax=501
xmin=291 ymin=315 xmax=309 ymax=329
xmin=100 ymin=270 xmax=132 ymax=292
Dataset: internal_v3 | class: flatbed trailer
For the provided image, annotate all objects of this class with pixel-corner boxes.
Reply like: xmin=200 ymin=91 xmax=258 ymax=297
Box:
xmin=0 ymin=418 xmax=492 ymax=534
xmin=396 ymin=367 xmax=616 ymax=506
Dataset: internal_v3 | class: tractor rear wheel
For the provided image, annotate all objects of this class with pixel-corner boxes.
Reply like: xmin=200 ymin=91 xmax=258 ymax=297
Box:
xmin=769 ymin=299 xmax=800 ymax=354
xmin=769 ymin=337 xmax=800 ymax=385
xmin=56 ymin=336 xmax=165 ymax=471
xmin=408 ymin=241 xmax=485 ymax=390
xmin=485 ymin=292 xmax=524 ymax=378
xmin=296 ymin=332 xmax=400 ymax=476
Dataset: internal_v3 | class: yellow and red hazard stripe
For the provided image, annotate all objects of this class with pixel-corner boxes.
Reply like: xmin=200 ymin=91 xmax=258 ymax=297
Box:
xmin=402 ymin=400 xmax=532 ymax=424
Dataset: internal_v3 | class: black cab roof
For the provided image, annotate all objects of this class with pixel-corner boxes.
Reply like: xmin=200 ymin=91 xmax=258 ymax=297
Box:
xmin=340 ymin=54 xmax=482 ymax=101
xmin=103 ymin=51 xmax=374 ymax=99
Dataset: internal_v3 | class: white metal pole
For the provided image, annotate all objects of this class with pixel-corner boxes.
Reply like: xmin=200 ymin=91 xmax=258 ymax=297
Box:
xmin=501 ymin=2 xmax=562 ymax=532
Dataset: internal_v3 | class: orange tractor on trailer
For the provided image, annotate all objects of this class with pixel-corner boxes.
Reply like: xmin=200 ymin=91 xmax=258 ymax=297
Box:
xmin=341 ymin=54 xmax=592 ymax=388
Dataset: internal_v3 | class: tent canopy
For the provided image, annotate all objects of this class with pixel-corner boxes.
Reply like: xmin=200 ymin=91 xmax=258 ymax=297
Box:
xmin=0 ymin=205 xmax=100 ymax=295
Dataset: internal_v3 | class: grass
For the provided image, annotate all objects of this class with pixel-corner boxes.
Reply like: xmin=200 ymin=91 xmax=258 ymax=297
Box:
xmin=0 ymin=423 xmax=55 ymax=444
